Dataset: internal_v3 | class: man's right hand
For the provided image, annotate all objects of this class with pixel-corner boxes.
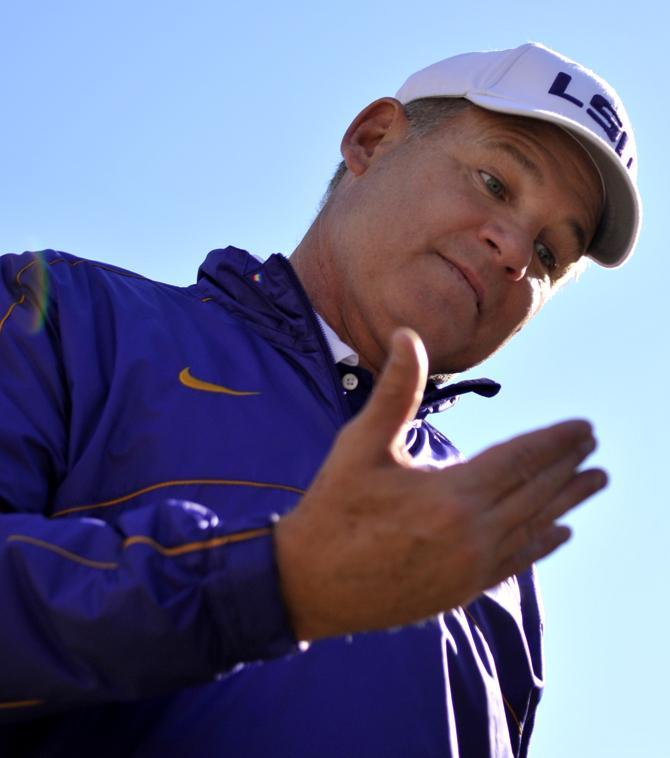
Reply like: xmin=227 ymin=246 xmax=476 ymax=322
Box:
xmin=274 ymin=328 xmax=606 ymax=641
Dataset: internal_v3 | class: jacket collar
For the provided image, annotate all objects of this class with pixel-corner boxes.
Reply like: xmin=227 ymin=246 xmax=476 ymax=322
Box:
xmin=197 ymin=246 xmax=501 ymax=419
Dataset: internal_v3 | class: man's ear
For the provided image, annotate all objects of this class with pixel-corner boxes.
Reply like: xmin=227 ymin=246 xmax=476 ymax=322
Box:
xmin=340 ymin=98 xmax=409 ymax=177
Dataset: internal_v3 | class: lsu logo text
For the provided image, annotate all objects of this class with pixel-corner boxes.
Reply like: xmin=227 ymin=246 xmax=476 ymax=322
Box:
xmin=548 ymin=72 xmax=633 ymax=170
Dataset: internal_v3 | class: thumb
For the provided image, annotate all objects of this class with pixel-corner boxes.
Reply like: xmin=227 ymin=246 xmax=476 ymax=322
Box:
xmin=355 ymin=328 xmax=428 ymax=460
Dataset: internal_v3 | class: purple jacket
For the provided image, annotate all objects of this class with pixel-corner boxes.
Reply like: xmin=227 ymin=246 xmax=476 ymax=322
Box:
xmin=0 ymin=246 xmax=543 ymax=756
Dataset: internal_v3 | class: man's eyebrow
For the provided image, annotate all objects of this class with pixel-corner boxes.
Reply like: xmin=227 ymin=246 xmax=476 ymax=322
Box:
xmin=568 ymin=219 xmax=588 ymax=256
xmin=487 ymin=140 xmax=544 ymax=185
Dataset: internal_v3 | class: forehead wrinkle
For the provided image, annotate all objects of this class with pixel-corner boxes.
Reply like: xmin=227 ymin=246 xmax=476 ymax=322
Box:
xmin=485 ymin=140 xmax=544 ymax=185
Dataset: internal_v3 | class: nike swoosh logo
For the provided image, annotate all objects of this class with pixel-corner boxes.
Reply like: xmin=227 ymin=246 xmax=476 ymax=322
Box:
xmin=179 ymin=367 xmax=260 ymax=396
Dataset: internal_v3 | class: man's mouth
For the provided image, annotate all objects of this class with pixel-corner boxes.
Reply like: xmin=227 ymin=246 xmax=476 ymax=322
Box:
xmin=438 ymin=254 xmax=484 ymax=311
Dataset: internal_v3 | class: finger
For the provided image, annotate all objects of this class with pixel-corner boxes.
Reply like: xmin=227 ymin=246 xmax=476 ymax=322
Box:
xmin=491 ymin=439 xmax=601 ymax=527
xmin=497 ymin=467 xmax=607 ymax=558
xmin=353 ymin=328 xmax=428 ymax=462
xmin=494 ymin=524 xmax=573 ymax=582
xmin=459 ymin=419 xmax=595 ymax=499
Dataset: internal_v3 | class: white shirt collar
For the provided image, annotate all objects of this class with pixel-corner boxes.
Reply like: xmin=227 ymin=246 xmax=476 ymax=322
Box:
xmin=315 ymin=314 xmax=359 ymax=366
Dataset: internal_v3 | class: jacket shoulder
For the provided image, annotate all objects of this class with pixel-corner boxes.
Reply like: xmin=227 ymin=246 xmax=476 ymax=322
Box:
xmin=2 ymin=249 xmax=151 ymax=294
xmin=0 ymin=250 xmax=191 ymax=326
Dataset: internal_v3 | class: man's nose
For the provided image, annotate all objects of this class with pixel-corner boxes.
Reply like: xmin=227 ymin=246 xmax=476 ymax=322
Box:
xmin=478 ymin=221 xmax=534 ymax=281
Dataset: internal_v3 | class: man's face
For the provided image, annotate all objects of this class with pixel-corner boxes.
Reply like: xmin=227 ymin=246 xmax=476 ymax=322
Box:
xmin=322 ymin=104 xmax=603 ymax=375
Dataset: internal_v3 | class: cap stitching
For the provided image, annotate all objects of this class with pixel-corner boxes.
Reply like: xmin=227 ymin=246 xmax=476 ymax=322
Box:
xmin=482 ymin=43 xmax=535 ymax=90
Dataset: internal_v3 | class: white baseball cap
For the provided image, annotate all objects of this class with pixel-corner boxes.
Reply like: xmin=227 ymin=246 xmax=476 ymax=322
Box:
xmin=395 ymin=43 xmax=641 ymax=268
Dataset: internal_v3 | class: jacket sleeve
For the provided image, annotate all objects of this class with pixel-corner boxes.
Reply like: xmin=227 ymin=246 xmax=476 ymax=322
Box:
xmin=0 ymin=252 xmax=297 ymax=719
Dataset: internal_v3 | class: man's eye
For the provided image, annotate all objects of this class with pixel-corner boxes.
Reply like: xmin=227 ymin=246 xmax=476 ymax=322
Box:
xmin=480 ymin=171 xmax=505 ymax=198
xmin=535 ymin=241 xmax=557 ymax=272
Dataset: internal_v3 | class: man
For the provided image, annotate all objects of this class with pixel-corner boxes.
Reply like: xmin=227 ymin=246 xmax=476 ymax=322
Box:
xmin=0 ymin=43 xmax=640 ymax=756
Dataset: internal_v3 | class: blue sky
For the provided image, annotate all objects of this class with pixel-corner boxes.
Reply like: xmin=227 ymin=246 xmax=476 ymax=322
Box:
xmin=1 ymin=1 xmax=666 ymax=754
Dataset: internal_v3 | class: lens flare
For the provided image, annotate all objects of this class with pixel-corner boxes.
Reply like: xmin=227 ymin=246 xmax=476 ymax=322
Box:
xmin=28 ymin=252 xmax=50 ymax=334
